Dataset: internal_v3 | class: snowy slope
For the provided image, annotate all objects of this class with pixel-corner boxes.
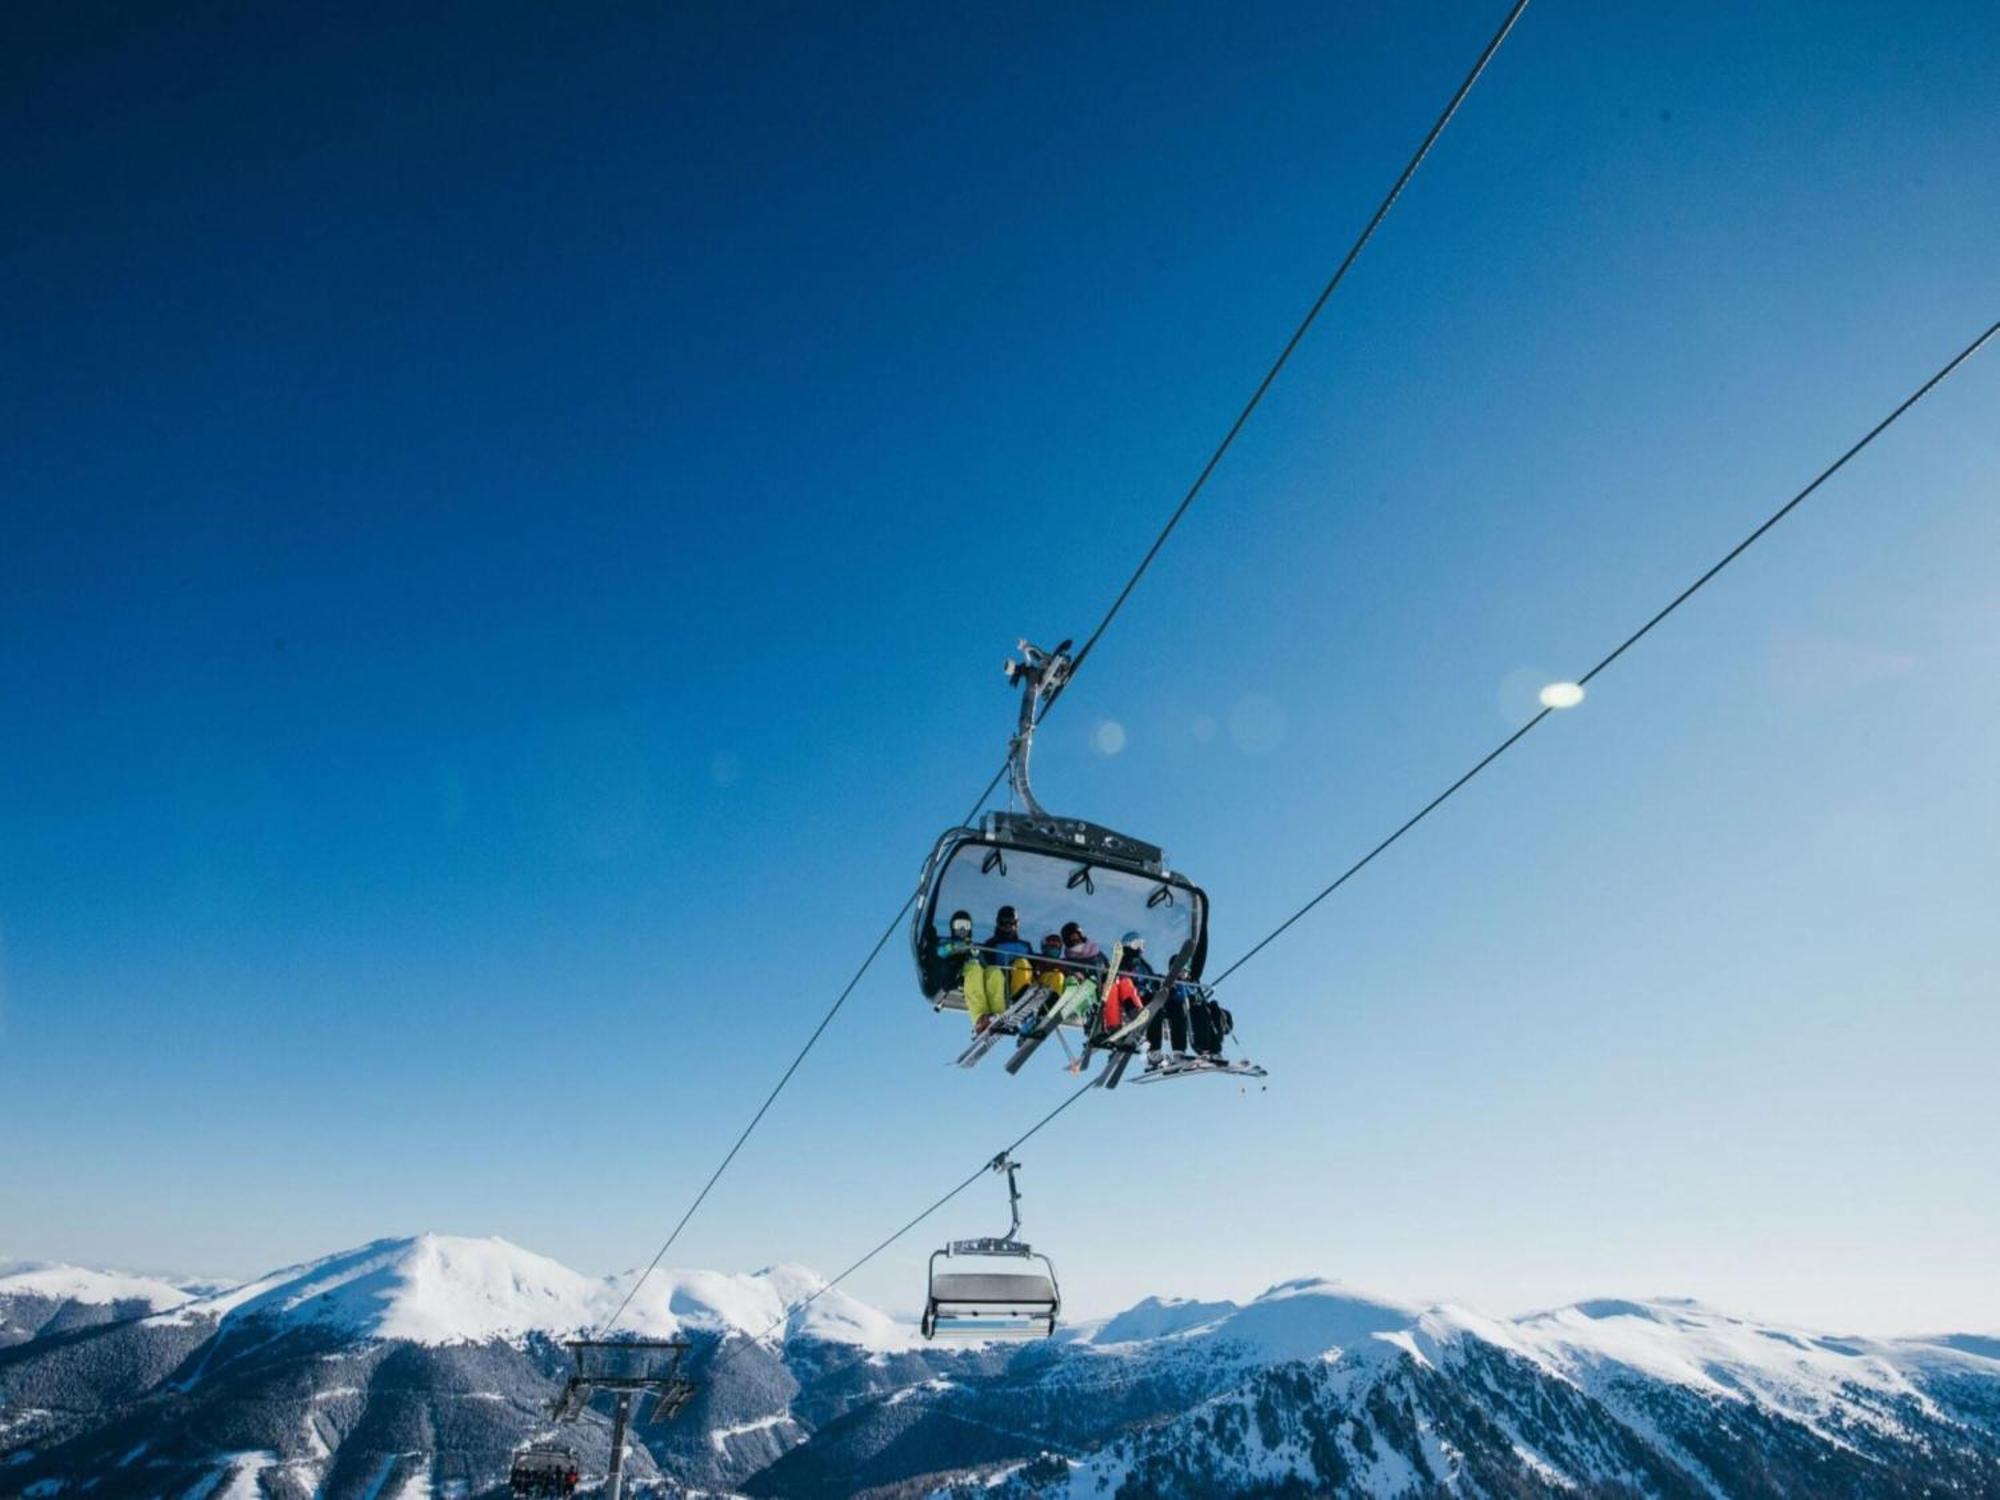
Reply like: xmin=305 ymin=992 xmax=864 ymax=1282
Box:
xmin=150 ymin=1235 xmax=656 ymax=1344
xmin=0 ymin=1262 xmax=199 ymax=1313
xmin=0 ymin=1260 xmax=220 ymax=1348
xmin=144 ymin=1235 xmax=916 ymax=1351
xmin=965 ymin=1289 xmax=2000 ymax=1500
xmin=10 ymin=1236 xmax=2000 ymax=1499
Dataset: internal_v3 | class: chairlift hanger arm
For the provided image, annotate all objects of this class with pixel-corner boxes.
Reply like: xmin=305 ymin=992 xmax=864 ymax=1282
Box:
xmin=991 ymin=1151 xmax=1024 ymax=1243
xmin=1003 ymin=639 xmax=1074 ymax=820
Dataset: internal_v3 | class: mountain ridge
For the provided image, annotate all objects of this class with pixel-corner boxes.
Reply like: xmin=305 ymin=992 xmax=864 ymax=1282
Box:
xmin=5 ymin=1233 xmax=1999 ymax=1498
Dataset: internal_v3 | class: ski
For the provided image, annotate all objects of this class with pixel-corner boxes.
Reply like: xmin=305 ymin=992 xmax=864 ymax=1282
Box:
xmin=1102 ymin=949 xmax=1191 ymax=1048
xmin=1098 ymin=1048 xmax=1134 ymax=1089
xmin=953 ymin=985 xmax=1053 ymax=1068
xmin=1127 ymin=1056 xmax=1268 ymax=1085
xmin=1008 ymin=943 xmax=1123 ymax=1077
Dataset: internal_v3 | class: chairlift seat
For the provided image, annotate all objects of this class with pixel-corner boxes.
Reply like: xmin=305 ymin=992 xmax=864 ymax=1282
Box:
xmin=930 ymin=1270 xmax=1059 ymax=1304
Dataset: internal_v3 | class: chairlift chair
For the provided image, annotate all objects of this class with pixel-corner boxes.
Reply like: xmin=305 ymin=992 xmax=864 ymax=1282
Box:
xmin=922 ymin=1153 xmax=1060 ymax=1341
xmin=913 ymin=640 xmax=1211 ymax=1020
xmin=508 ymin=1441 xmax=581 ymax=1500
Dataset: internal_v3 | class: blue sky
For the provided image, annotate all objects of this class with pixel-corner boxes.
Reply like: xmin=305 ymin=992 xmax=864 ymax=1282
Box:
xmin=3 ymin=0 xmax=1996 ymax=1334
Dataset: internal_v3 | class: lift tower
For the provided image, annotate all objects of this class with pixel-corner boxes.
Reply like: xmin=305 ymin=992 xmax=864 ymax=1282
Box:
xmin=551 ymin=1338 xmax=696 ymax=1500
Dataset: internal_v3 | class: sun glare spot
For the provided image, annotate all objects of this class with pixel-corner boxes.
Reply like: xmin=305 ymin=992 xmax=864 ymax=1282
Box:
xmin=1539 ymin=682 xmax=1585 ymax=709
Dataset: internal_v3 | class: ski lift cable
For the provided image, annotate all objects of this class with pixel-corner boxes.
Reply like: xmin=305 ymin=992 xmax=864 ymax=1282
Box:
xmin=1206 ymin=316 xmax=2000 ymax=990
xmin=1058 ymin=0 xmax=1535 ymax=691
xmin=698 ymin=315 xmax=1992 ymax=1375
xmin=594 ymin=769 xmax=1011 ymax=1339
xmin=703 ymin=1078 xmax=1099 ymax=1380
xmin=595 ymin=0 xmax=1535 ymax=1336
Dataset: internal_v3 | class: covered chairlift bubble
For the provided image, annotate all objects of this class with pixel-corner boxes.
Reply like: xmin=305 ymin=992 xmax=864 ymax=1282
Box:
xmin=912 ymin=639 xmax=1265 ymax=1085
xmin=922 ymin=1152 xmax=1060 ymax=1341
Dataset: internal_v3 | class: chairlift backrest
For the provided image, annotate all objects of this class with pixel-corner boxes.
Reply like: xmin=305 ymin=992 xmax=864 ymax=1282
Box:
xmin=912 ymin=637 xmax=1211 ymax=1005
xmin=912 ymin=830 xmax=1209 ymax=1006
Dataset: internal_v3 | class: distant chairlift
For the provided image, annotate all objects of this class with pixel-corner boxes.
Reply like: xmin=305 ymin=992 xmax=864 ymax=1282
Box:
xmin=550 ymin=1337 xmax=696 ymax=1500
xmin=922 ymin=1152 xmax=1060 ymax=1341
xmin=508 ymin=1441 xmax=581 ymax=1499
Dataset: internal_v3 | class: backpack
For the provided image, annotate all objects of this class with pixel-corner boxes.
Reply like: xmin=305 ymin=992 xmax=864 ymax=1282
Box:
xmin=1189 ymin=996 xmax=1234 ymax=1054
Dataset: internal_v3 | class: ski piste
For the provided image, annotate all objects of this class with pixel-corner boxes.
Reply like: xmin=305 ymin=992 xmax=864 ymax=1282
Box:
xmin=953 ymin=984 xmax=1053 ymax=1068
xmin=1007 ymin=942 xmax=1124 ymax=1077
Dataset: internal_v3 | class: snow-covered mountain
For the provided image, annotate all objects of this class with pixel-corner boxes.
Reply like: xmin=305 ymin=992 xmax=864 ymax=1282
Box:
xmin=3 ymin=1234 xmax=1997 ymax=1498
xmin=0 ymin=1261 xmax=218 ymax=1349
xmin=140 ymin=1234 xmax=908 ymax=1353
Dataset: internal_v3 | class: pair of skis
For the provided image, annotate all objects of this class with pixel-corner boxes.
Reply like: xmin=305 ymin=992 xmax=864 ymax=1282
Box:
xmin=1090 ymin=948 xmax=1193 ymax=1090
xmin=952 ymin=983 xmax=1056 ymax=1069
xmin=966 ymin=945 xmax=1259 ymax=1090
xmin=1003 ymin=941 xmax=1130 ymax=1077
xmin=1126 ymin=1054 xmax=1269 ymax=1086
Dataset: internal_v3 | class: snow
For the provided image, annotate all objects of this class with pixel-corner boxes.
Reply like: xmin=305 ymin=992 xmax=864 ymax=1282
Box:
xmin=1194 ymin=1278 xmax=1425 ymax=1364
xmin=215 ymin=1452 xmax=277 ymax=1500
xmin=0 ymin=1261 xmax=199 ymax=1313
xmin=143 ymin=1235 xmax=916 ymax=1350
xmin=1514 ymin=1297 xmax=1909 ymax=1395
xmin=1089 ymin=1295 xmax=1238 ymax=1345
xmin=154 ymin=1237 xmax=667 ymax=1346
xmin=179 ymin=1453 xmax=275 ymax=1500
xmin=707 ymin=1412 xmax=796 ymax=1453
xmin=1503 ymin=1296 xmax=1946 ymax=1446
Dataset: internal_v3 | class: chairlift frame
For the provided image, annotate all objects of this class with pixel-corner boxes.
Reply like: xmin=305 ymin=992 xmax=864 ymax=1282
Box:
xmin=912 ymin=638 xmax=1212 ymax=1008
xmin=550 ymin=1337 xmax=696 ymax=1500
xmin=922 ymin=1152 xmax=1061 ymax=1340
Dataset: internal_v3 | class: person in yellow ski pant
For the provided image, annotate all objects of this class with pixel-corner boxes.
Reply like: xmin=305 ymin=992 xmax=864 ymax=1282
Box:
xmin=963 ymin=955 xmax=1032 ymax=1030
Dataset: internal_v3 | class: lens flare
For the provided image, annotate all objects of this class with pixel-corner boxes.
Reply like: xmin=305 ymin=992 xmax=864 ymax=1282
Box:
xmin=1539 ymin=682 xmax=1585 ymax=709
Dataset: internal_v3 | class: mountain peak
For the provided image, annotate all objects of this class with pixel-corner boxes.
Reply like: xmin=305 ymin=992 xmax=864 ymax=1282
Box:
xmin=0 ymin=1260 xmax=201 ymax=1312
xmin=144 ymin=1235 xmax=914 ymax=1351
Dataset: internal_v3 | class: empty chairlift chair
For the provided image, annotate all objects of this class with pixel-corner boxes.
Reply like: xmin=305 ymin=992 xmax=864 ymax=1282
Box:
xmin=922 ymin=1152 xmax=1060 ymax=1340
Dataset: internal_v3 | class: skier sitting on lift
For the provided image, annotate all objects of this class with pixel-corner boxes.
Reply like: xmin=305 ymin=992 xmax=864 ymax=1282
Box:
xmin=1045 ymin=922 xmax=1107 ymax=1040
xmin=1035 ymin=933 xmax=1068 ymax=993
xmin=928 ymin=909 xmax=976 ymax=1000
xmin=1187 ymin=984 xmax=1232 ymax=1062
xmin=964 ymin=905 xmax=1034 ymax=1033
xmin=1088 ymin=929 xmax=1151 ymax=1038
xmin=1138 ymin=934 xmax=1194 ymax=1071
xmin=1060 ymin=922 xmax=1103 ymax=975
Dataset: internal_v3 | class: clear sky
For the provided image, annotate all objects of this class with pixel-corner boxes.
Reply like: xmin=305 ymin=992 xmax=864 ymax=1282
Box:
xmin=3 ymin=1 xmax=1996 ymax=1335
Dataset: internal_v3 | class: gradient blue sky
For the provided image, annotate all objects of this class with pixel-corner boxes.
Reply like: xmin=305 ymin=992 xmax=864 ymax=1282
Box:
xmin=3 ymin=0 xmax=1996 ymax=1333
